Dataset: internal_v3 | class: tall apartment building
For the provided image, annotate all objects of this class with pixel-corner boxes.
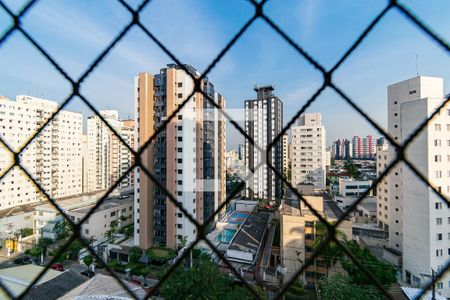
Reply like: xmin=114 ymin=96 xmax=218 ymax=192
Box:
xmin=332 ymin=138 xmax=352 ymax=160
xmin=244 ymin=86 xmax=283 ymax=201
xmin=352 ymin=135 xmax=376 ymax=159
xmin=378 ymin=76 xmax=449 ymax=297
xmin=282 ymin=133 xmax=290 ymax=175
xmin=134 ymin=64 xmax=225 ymax=249
xmin=122 ymin=120 xmax=135 ymax=188
xmin=237 ymin=144 xmax=244 ymax=160
xmin=82 ymin=134 xmax=88 ymax=193
xmin=376 ymin=142 xmax=390 ymax=231
xmin=0 ymin=95 xmax=82 ymax=210
xmin=291 ymin=113 xmax=326 ymax=191
xmin=87 ymin=111 xmax=134 ymax=193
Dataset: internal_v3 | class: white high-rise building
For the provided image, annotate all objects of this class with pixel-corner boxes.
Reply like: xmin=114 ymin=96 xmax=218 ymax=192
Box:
xmin=82 ymin=134 xmax=88 ymax=193
xmin=376 ymin=142 xmax=390 ymax=231
xmin=291 ymin=113 xmax=326 ymax=190
xmin=282 ymin=133 xmax=290 ymax=175
xmin=379 ymin=76 xmax=449 ymax=297
xmin=0 ymin=95 xmax=82 ymax=210
xmin=87 ymin=110 xmax=134 ymax=193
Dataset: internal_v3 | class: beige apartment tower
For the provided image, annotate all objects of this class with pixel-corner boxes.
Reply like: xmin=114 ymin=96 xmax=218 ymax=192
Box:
xmin=134 ymin=65 xmax=225 ymax=249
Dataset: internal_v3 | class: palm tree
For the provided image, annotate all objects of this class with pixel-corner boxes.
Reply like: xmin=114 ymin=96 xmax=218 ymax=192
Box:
xmin=312 ymin=221 xmax=347 ymax=277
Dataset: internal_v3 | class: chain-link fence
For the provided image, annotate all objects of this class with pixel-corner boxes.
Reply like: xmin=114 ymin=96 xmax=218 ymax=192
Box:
xmin=0 ymin=0 xmax=449 ymax=299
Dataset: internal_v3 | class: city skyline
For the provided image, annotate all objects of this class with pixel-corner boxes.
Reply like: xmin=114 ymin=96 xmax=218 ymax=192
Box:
xmin=1 ymin=1 xmax=450 ymax=149
xmin=0 ymin=2 xmax=449 ymax=298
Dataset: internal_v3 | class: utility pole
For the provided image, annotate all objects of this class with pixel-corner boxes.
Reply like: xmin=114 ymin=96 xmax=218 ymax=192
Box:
xmin=420 ymin=268 xmax=437 ymax=300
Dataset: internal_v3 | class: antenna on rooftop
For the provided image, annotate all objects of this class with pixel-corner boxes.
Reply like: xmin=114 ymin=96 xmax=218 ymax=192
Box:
xmin=415 ymin=54 xmax=420 ymax=76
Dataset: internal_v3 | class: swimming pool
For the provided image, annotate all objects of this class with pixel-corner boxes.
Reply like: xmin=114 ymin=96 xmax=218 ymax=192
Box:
xmin=218 ymin=229 xmax=237 ymax=244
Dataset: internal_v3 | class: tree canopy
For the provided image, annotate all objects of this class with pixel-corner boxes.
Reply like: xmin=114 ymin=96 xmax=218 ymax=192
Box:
xmin=319 ymin=273 xmax=382 ymax=300
xmin=160 ymin=254 xmax=266 ymax=300
xmin=341 ymin=240 xmax=397 ymax=286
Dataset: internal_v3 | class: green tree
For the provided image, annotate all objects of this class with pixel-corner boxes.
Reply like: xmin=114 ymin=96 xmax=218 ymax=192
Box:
xmin=160 ymin=255 xmax=267 ymax=300
xmin=312 ymin=221 xmax=347 ymax=276
xmin=54 ymin=219 xmax=73 ymax=240
xmin=341 ymin=240 xmax=397 ymax=286
xmin=128 ymin=246 xmax=143 ymax=263
xmin=106 ymin=220 xmax=119 ymax=239
xmin=319 ymin=273 xmax=382 ymax=300
xmin=344 ymin=161 xmax=359 ymax=178
xmin=83 ymin=255 xmax=93 ymax=267
xmin=20 ymin=228 xmax=33 ymax=237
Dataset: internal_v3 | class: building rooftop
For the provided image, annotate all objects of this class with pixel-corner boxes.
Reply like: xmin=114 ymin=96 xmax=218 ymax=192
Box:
xmin=34 ymin=191 xmax=105 ymax=213
xmin=253 ymin=84 xmax=274 ymax=92
xmin=358 ymin=200 xmax=377 ymax=212
xmin=0 ymin=204 xmax=36 ymax=218
xmin=59 ymin=274 xmax=146 ymax=299
xmin=226 ymin=211 xmax=270 ymax=264
xmin=324 ymin=200 xmax=350 ymax=221
xmin=0 ymin=265 xmax=61 ymax=297
xmin=69 ymin=192 xmax=134 ymax=214
xmin=23 ymin=270 xmax=88 ymax=300
xmin=280 ymin=199 xmax=301 ymax=216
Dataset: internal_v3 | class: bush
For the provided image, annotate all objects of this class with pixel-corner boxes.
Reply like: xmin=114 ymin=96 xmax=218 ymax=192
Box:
xmin=28 ymin=246 xmax=42 ymax=257
xmin=107 ymin=259 xmax=119 ymax=268
xmin=128 ymin=246 xmax=143 ymax=263
xmin=192 ymin=248 xmax=202 ymax=259
xmin=342 ymin=240 xmax=397 ymax=286
xmin=83 ymin=255 xmax=93 ymax=267
xmin=20 ymin=228 xmax=33 ymax=237
xmin=287 ymin=281 xmax=304 ymax=295
xmin=145 ymin=247 xmax=177 ymax=265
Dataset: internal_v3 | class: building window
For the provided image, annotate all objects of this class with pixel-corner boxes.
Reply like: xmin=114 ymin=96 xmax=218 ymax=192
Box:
xmin=178 ymin=93 xmax=183 ymax=98
xmin=436 ymin=202 xmax=442 ymax=209
xmin=436 ymin=249 xmax=443 ymax=257
xmin=85 ymin=229 xmax=89 ymax=235
xmin=437 ymin=233 xmax=443 ymax=240
xmin=178 ymin=82 xmax=182 ymax=87
xmin=305 ymin=221 xmax=314 ymax=227
xmin=435 ymin=124 xmax=441 ymax=131
xmin=437 ymin=218 xmax=442 ymax=225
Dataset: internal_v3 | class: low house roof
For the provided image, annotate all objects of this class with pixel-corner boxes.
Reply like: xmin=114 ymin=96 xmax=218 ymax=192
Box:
xmin=23 ymin=270 xmax=88 ymax=300
xmin=227 ymin=211 xmax=270 ymax=264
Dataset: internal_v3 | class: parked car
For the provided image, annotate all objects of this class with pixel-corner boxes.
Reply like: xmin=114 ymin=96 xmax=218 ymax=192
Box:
xmin=80 ymin=270 xmax=95 ymax=278
xmin=14 ymin=256 xmax=32 ymax=265
xmin=130 ymin=279 xmax=142 ymax=286
xmin=51 ymin=263 xmax=64 ymax=271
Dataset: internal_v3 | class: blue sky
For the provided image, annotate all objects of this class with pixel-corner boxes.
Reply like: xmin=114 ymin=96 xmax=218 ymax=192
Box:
xmin=1 ymin=0 xmax=449 ymax=149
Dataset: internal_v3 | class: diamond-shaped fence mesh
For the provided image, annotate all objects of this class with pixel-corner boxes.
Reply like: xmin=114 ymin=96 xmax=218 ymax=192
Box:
xmin=0 ymin=0 xmax=448 ymax=299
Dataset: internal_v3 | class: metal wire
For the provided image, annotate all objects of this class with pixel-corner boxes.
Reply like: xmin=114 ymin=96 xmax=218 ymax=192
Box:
xmin=0 ymin=0 xmax=448 ymax=299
